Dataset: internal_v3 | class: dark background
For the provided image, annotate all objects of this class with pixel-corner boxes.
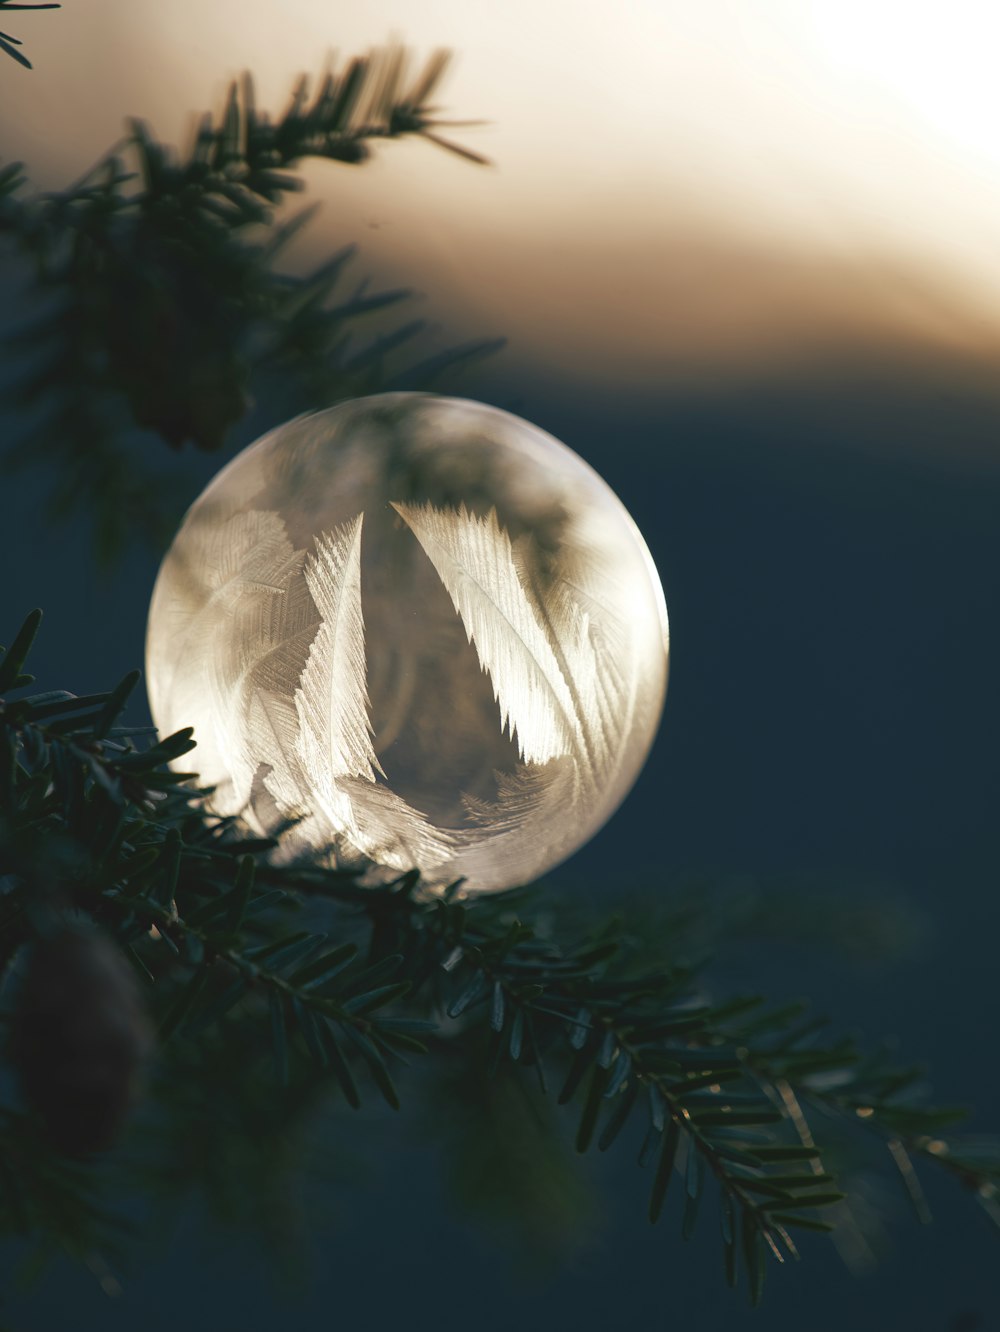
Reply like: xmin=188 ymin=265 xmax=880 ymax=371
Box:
xmin=3 ymin=324 xmax=1000 ymax=1327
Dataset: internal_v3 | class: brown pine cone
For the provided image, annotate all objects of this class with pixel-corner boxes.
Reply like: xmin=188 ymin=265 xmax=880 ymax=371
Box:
xmin=11 ymin=925 xmax=154 ymax=1156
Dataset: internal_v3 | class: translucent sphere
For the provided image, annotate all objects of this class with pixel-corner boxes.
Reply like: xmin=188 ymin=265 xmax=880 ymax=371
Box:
xmin=146 ymin=394 xmax=668 ymax=891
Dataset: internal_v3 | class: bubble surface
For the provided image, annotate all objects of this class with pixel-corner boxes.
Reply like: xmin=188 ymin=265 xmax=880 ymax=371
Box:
xmin=146 ymin=394 xmax=669 ymax=891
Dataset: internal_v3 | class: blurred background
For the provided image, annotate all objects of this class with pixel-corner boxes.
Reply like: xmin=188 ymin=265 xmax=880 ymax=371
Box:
xmin=2 ymin=0 xmax=1000 ymax=1327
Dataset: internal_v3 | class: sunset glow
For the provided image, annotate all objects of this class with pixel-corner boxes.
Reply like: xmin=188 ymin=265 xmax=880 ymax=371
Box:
xmin=809 ymin=0 xmax=1000 ymax=170
xmin=5 ymin=1 xmax=1000 ymax=383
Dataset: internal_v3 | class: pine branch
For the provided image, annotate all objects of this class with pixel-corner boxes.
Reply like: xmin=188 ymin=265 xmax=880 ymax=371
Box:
xmin=346 ymin=882 xmax=998 ymax=1302
xmin=0 ymin=48 xmax=502 ymax=559
xmin=0 ymin=0 xmax=58 ymax=70
xmin=1 ymin=608 xmax=998 ymax=1302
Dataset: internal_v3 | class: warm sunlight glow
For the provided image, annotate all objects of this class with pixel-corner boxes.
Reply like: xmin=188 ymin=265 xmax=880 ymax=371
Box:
xmin=7 ymin=0 xmax=1000 ymax=386
xmin=809 ymin=0 xmax=1000 ymax=169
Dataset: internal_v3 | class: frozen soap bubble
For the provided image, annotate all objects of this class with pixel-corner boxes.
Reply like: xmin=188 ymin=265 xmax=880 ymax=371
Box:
xmin=146 ymin=394 xmax=669 ymax=892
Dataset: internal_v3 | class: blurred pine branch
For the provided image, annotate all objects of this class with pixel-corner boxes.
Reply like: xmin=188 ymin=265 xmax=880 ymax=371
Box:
xmin=0 ymin=47 xmax=503 ymax=560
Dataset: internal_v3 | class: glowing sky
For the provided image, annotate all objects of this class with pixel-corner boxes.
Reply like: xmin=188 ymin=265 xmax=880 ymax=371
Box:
xmin=5 ymin=0 xmax=1000 ymax=383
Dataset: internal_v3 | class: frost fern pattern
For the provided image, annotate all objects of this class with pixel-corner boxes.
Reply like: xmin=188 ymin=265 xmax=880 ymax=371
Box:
xmin=193 ymin=502 xmax=633 ymax=885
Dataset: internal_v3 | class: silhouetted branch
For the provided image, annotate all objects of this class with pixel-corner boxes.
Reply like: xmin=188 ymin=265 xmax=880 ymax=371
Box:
xmin=1 ymin=609 xmax=997 ymax=1304
xmin=0 ymin=47 xmax=500 ymax=559
xmin=0 ymin=0 xmax=59 ymax=70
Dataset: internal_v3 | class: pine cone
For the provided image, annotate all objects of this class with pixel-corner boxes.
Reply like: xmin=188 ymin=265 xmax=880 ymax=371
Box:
xmin=11 ymin=926 xmax=154 ymax=1156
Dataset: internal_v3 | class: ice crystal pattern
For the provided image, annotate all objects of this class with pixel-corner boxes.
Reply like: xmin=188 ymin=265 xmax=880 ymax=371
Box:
xmin=177 ymin=500 xmax=637 ymax=887
xmin=146 ymin=393 xmax=669 ymax=892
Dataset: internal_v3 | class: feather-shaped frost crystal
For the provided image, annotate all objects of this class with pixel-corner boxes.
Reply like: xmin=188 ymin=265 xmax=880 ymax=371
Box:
xmin=146 ymin=394 xmax=668 ymax=892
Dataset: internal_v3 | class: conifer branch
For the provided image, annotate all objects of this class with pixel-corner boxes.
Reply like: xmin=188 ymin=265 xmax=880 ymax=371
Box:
xmin=0 ymin=0 xmax=58 ymax=70
xmin=1 ymin=610 xmax=997 ymax=1303
xmin=0 ymin=48 xmax=502 ymax=559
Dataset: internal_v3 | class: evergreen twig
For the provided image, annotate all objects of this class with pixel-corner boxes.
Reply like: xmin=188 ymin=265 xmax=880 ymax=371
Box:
xmin=1 ymin=610 xmax=997 ymax=1303
xmin=0 ymin=48 xmax=502 ymax=558
xmin=0 ymin=0 xmax=58 ymax=70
